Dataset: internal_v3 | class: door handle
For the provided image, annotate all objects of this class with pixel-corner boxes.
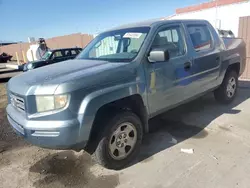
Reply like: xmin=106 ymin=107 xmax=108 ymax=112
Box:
xmin=216 ymin=57 xmax=220 ymax=61
xmin=184 ymin=61 xmax=192 ymax=71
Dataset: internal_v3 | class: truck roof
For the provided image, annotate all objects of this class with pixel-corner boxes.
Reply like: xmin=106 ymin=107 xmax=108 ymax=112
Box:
xmin=108 ymin=19 xmax=209 ymax=31
xmin=50 ymin=47 xmax=82 ymax=51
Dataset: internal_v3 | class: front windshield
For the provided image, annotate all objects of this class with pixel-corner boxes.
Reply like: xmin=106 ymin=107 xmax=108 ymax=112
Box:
xmin=42 ymin=51 xmax=52 ymax=59
xmin=77 ymin=27 xmax=150 ymax=62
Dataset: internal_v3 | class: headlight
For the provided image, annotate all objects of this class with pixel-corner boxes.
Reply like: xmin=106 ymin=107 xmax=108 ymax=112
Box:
xmin=27 ymin=63 xmax=33 ymax=70
xmin=35 ymin=94 xmax=69 ymax=112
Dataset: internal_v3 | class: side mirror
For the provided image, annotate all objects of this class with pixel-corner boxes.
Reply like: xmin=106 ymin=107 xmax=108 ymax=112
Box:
xmin=148 ymin=49 xmax=170 ymax=63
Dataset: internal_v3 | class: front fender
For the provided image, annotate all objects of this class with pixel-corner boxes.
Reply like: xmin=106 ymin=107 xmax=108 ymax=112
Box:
xmin=76 ymin=82 xmax=146 ymax=142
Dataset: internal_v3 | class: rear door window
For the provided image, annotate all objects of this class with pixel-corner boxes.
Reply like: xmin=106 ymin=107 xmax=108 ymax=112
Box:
xmin=64 ymin=50 xmax=71 ymax=57
xmin=187 ymin=25 xmax=212 ymax=52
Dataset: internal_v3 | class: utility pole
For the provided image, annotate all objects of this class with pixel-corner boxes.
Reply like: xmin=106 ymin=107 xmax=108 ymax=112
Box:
xmin=215 ymin=0 xmax=218 ymax=23
xmin=213 ymin=0 xmax=221 ymax=29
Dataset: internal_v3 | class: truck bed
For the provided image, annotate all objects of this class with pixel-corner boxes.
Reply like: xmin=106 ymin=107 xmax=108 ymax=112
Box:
xmin=222 ymin=37 xmax=246 ymax=76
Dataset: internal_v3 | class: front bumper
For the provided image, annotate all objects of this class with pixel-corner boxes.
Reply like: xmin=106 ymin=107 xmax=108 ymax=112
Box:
xmin=6 ymin=104 xmax=87 ymax=150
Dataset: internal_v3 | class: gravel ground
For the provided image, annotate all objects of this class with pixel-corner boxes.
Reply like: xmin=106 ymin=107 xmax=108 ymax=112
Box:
xmin=1 ymin=79 xmax=250 ymax=188
xmin=0 ymin=64 xmax=21 ymax=79
xmin=0 ymin=80 xmax=27 ymax=152
xmin=0 ymin=80 xmax=119 ymax=188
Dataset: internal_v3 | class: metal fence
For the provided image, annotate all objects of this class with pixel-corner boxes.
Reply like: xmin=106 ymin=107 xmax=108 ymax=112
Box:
xmin=238 ymin=16 xmax=250 ymax=79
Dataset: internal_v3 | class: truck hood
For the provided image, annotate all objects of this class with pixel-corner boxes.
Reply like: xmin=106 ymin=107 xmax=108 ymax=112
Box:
xmin=8 ymin=59 xmax=135 ymax=95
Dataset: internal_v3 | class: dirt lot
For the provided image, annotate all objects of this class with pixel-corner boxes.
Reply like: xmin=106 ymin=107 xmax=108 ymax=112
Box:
xmin=1 ymin=79 xmax=250 ymax=188
xmin=0 ymin=64 xmax=21 ymax=79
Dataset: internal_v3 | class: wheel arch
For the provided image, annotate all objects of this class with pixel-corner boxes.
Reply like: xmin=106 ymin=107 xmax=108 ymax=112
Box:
xmin=78 ymin=83 xmax=148 ymax=152
xmin=227 ymin=62 xmax=240 ymax=76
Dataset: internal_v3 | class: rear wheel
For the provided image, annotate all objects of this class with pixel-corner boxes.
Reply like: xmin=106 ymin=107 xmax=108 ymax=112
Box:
xmin=92 ymin=111 xmax=143 ymax=170
xmin=214 ymin=70 xmax=238 ymax=104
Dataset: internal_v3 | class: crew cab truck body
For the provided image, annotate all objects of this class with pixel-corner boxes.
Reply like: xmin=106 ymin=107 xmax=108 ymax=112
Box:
xmin=6 ymin=20 xmax=246 ymax=169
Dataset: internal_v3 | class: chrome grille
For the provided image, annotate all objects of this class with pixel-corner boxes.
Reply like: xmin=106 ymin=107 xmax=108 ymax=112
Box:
xmin=10 ymin=94 xmax=25 ymax=112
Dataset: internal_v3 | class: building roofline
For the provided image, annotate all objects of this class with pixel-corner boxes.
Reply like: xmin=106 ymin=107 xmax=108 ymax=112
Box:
xmin=176 ymin=0 xmax=248 ymax=14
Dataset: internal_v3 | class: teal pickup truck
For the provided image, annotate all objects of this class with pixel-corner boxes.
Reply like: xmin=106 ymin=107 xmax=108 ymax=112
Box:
xmin=6 ymin=20 xmax=246 ymax=169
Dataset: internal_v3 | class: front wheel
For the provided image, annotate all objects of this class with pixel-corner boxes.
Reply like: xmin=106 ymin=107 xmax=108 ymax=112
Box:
xmin=214 ymin=70 xmax=238 ymax=104
xmin=92 ymin=111 xmax=143 ymax=170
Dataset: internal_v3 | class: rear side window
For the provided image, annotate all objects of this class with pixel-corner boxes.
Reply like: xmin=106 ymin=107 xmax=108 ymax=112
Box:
xmin=71 ymin=50 xmax=80 ymax=55
xmin=187 ymin=25 xmax=212 ymax=52
xmin=71 ymin=50 xmax=77 ymax=55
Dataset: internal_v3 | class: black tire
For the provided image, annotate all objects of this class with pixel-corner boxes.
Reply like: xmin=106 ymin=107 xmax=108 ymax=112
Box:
xmin=92 ymin=111 xmax=143 ymax=170
xmin=214 ymin=70 xmax=238 ymax=104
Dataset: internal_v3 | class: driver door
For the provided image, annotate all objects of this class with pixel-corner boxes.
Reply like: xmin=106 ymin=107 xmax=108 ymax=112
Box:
xmin=145 ymin=24 xmax=194 ymax=116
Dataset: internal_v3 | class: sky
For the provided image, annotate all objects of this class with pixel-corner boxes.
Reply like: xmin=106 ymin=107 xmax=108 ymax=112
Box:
xmin=1 ymin=0 xmax=208 ymax=42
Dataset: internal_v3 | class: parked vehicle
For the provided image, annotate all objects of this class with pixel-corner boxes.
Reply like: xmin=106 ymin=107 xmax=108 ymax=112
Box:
xmin=218 ymin=29 xmax=235 ymax=38
xmin=6 ymin=20 xmax=246 ymax=169
xmin=23 ymin=47 xmax=82 ymax=71
xmin=0 ymin=52 xmax=12 ymax=63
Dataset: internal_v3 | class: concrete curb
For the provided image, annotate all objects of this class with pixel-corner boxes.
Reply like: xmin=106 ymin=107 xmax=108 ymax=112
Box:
xmin=239 ymin=79 xmax=250 ymax=88
xmin=5 ymin=64 xmax=19 ymax=70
